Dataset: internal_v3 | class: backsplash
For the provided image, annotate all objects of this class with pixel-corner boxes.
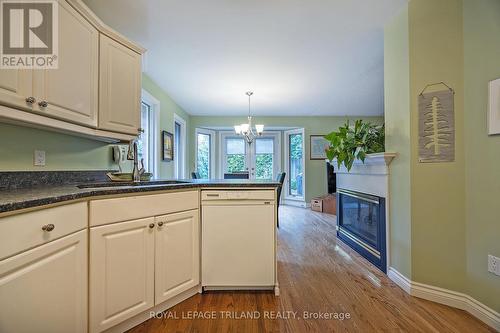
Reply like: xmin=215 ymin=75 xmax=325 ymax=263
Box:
xmin=0 ymin=170 xmax=116 ymax=190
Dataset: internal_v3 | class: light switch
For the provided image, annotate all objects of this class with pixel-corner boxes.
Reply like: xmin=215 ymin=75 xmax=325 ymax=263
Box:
xmin=34 ymin=150 xmax=46 ymax=166
xmin=120 ymin=146 xmax=127 ymax=162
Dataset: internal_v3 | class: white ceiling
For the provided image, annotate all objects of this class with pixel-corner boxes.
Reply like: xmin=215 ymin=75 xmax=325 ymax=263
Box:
xmin=83 ymin=0 xmax=407 ymax=116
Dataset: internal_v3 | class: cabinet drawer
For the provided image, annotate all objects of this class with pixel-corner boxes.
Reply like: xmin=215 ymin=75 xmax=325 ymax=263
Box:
xmin=89 ymin=190 xmax=199 ymax=226
xmin=0 ymin=202 xmax=87 ymax=260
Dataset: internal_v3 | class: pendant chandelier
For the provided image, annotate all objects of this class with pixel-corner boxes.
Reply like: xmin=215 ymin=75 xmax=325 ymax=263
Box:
xmin=234 ymin=91 xmax=264 ymax=144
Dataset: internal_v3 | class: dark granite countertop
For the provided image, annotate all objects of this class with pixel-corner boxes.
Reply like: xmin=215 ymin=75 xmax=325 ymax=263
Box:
xmin=0 ymin=179 xmax=280 ymax=214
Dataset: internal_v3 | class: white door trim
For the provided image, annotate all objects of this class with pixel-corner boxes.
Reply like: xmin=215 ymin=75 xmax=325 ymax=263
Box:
xmin=195 ymin=128 xmax=216 ymax=178
xmin=284 ymin=128 xmax=305 ymax=202
xmin=173 ymin=113 xmax=187 ymax=178
xmin=248 ymin=132 xmax=281 ymax=180
xmin=219 ymin=131 xmax=248 ymax=179
xmin=141 ymin=89 xmax=160 ymax=178
xmin=219 ymin=131 xmax=281 ymax=180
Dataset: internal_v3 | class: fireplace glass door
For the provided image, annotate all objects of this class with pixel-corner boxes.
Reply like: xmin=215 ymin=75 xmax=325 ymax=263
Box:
xmin=337 ymin=189 xmax=386 ymax=272
xmin=340 ymin=192 xmax=379 ymax=248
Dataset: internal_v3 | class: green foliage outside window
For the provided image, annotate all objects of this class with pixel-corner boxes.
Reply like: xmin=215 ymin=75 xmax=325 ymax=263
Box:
xmin=255 ymin=154 xmax=273 ymax=179
xmin=227 ymin=154 xmax=245 ymax=173
xmin=289 ymin=134 xmax=303 ymax=194
xmin=197 ymin=134 xmax=210 ymax=178
xmin=290 ymin=134 xmax=303 ymax=160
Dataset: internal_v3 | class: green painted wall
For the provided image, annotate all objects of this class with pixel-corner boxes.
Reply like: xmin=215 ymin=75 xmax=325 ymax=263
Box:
xmin=463 ymin=0 xmax=500 ymax=311
xmin=142 ymin=74 xmax=191 ymax=178
xmin=189 ymin=116 xmax=384 ymax=202
xmin=0 ymin=123 xmax=116 ymax=171
xmin=384 ymin=7 xmax=412 ymax=278
xmin=409 ymin=0 xmax=466 ymax=292
xmin=0 ymin=73 xmax=190 ymax=179
xmin=385 ymin=0 xmax=500 ymax=312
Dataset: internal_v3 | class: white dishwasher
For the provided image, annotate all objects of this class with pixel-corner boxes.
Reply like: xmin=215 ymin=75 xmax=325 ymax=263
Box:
xmin=201 ymin=189 xmax=276 ymax=291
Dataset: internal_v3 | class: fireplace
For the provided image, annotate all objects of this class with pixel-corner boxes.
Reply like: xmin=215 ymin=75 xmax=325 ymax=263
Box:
xmin=337 ymin=189 xmax=386 ymax=273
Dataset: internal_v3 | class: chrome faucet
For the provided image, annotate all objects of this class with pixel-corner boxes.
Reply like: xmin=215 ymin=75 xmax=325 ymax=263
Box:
xmin=127 ymin=138 xmax=145 ymax=182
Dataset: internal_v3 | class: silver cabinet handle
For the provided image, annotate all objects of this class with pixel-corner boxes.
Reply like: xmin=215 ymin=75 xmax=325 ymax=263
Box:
xmin=26 ymin=97 xmax=35 ymax=104
xmin=42 ymin=224 xmax=55 ymax=232
xmin=149 ymin=223 xmax=155 ymax=229
xmin=157 ymin=221 xmax=164 ymax=227
xmin=38 ymin=101 xmax=48 ymax=108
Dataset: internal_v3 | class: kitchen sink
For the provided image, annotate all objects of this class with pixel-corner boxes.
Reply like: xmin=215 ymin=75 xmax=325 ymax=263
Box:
xmin=77 ymin=180 xmax=191 ymax=189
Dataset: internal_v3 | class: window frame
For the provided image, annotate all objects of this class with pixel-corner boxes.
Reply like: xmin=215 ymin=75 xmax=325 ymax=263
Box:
xmin=251 ymin=132 xmax=281 ymax=180
xmin=141 ymin=89 xmax=160 ymax=179
xmin=284 ymin=128 xmax=306 ymax=202
xmin=173 ymin=113 xmax=187 ymax=179
xmin=195 ymin=128 xmax=216 ymax=179
xmin=219 ymin=131 xmax=247 ymax=178
xmin=219 ymin=131 xmax=281 ymax=180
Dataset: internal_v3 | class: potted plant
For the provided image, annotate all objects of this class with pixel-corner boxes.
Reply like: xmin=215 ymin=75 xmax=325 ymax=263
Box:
xmin=324 ymin=120 xmax=385 ymax=171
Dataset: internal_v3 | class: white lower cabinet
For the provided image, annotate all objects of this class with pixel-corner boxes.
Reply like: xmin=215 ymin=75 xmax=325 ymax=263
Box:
xmin=155 ymin=210 xmax=199 ymax=304
xmin=89 ymin=217 xmax=155 ymax=333
xmin=89 ymin=209 xmax=200 ymax=333
xmin=0 ymin=229 xmax=88 ymax=333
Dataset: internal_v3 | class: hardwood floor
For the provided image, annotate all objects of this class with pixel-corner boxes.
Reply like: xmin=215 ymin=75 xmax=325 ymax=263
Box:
xmin=128 ymin=205 xmax=494 ymax=333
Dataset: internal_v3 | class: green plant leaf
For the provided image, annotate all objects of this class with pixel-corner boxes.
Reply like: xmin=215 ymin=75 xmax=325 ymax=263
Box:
xmin=323 ymin=119 xmax=385 ymax=171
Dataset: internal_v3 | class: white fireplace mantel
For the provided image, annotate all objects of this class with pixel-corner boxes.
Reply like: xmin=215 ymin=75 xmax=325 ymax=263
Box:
xmin=331 ymin=152 xmax=397 ymax=198
xmin=332 ymin=152 xmax=397 ymax=176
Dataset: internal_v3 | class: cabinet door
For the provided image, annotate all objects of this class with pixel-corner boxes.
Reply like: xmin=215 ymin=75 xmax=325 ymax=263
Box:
xmin=90 ymin=217 xmax=154 ymax=333
xmin=0 ymin=69 xmax=33 ymax=111
xmin=33 ymin=0 xmax=98 ymax=127
xmin=99 ymin=34 xmax=141 ymax=135
xmin=0 ymin=11 xmax=32 ymax=112
xmin=0 ymin=230 xmax=87 ymax=333
xmin=155 ymin=209 xmax=199 ymax=305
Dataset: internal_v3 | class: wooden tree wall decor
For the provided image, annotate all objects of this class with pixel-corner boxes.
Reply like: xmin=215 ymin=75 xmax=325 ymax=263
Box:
xmin=418 ymin=83 xmax=455 ymax=163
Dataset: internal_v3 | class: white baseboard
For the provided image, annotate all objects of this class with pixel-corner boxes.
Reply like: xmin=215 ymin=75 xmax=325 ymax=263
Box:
xmin=283 ymin=199 xmax=308 ymax=208
xmin=387 ymin=267 xmax=411 ymax=294
xmin=388 ymin=267 xmax=500 ymax=331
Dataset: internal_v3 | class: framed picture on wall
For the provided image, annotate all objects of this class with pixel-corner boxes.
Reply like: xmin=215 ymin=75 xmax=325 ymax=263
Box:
xmin=310 ymin=135 xmax=330 ymax=160
xmin=488 ymin=78 xmax=500 ymax=135
xmin=162 ymin=131 xmax=174 ymax=161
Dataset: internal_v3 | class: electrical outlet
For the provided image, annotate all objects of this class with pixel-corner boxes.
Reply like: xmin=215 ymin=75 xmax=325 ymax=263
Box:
xmin=33 ymin=150 xmax=46 ymax=166
xmin=488 ymin=255 xmax=500 ymax=276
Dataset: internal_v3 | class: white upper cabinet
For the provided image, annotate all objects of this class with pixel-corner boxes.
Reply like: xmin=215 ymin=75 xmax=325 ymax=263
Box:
xmin=32 ymin=0 xmax=99 ymax=127
xmin=0 ymin=10 xmax=33 ymax=111
xmin=155 ymin=210 xmax=200 ymax=305
xmin=98 ymin=34 xmax=142 ymax=135
xmin=0 ymin=69 xmax=33 ymax=111
xmin=0 ymin=0 xmax=144 ymax=140
xmin=0 ymin=230 xmax=88 ymax=333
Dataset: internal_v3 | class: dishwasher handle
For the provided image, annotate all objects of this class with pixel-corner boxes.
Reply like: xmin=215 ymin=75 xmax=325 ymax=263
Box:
xmin=201 ymin=200 xmax=275 ymax=206
xmin=201 ymin=190 xmax=275 ymax=201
